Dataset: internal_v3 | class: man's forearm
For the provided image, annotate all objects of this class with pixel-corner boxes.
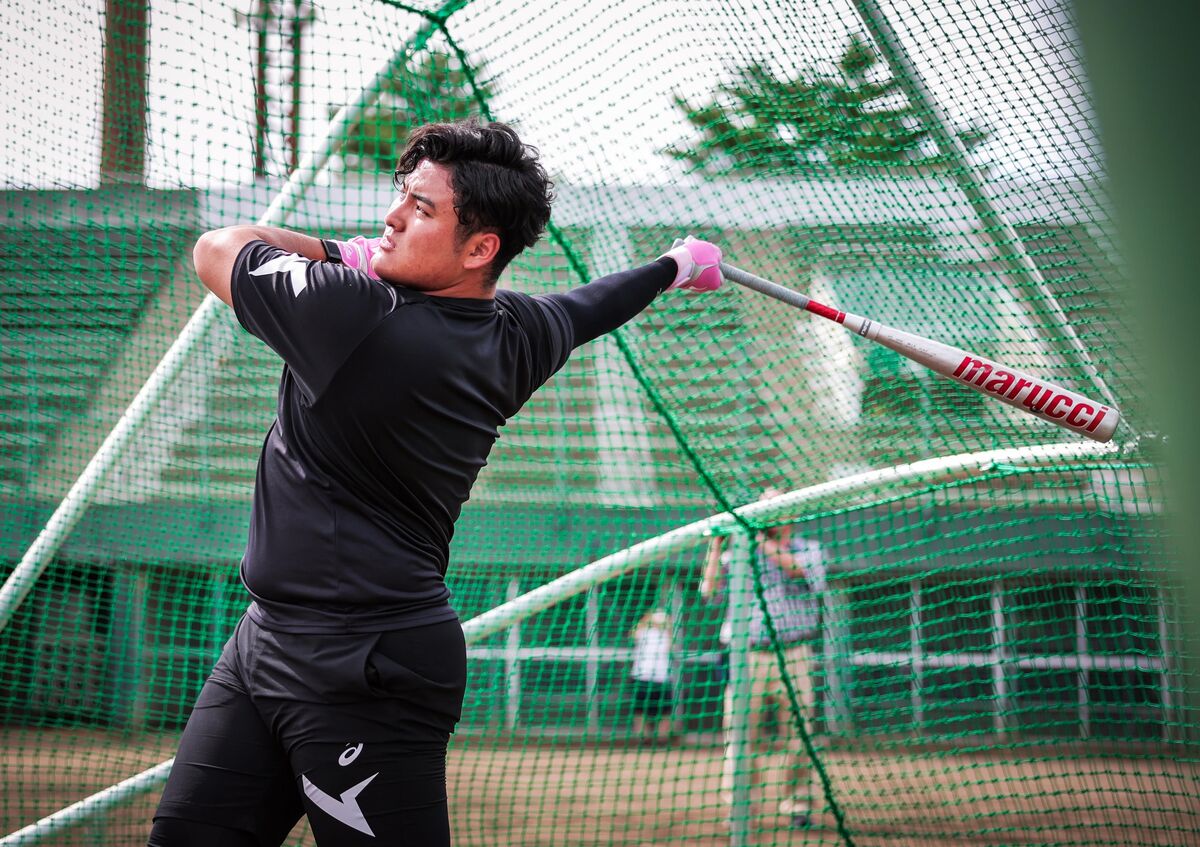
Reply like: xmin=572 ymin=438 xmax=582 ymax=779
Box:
xmin=542 ymin=258 xmax=676 ymax=348
xmin=225 ymin=225 xmax=327 ymax=261
xmin=699 ymin=538 xmax=726 ymax=597
xmin=193 ymin=225 xmax=327 ymax=306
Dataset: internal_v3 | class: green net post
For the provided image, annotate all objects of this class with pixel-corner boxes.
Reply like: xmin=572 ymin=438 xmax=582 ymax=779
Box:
xmin=725 ymin=526 xmax=754 ymax=845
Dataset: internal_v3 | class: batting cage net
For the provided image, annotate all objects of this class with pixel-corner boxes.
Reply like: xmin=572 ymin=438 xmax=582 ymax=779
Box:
xmin=0 ymin=0 xmax=1194 ymax=845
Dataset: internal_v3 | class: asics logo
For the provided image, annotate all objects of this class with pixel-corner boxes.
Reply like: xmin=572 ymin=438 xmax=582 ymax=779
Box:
xmin=339 ymin=743 xmax=364 ymax=766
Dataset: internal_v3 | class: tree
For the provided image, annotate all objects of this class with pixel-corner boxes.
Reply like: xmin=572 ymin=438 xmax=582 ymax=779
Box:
xmin=335 ymin=49 xmax=497 ymax=174
xmin=664 ymin=34 xmax=986 ymax=177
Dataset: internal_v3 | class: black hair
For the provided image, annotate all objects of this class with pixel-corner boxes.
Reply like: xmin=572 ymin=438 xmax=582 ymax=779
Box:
xmin=394 ymin=119 xmax=555 ymax=284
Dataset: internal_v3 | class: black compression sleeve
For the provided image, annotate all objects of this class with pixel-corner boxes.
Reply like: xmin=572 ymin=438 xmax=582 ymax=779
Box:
xmin=540 ymin=258 xmax=676 ymax=349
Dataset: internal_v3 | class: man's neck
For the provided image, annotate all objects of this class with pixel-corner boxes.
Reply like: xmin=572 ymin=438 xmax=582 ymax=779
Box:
xmin=388 ymin=272 xmax=496 ymax=300
xmin=432 ymin=277 xmax=496 ymax=300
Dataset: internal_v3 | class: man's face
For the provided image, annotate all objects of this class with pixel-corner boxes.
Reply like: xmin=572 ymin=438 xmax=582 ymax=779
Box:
xmin=373 ymin=160 xmax=475 ymax=292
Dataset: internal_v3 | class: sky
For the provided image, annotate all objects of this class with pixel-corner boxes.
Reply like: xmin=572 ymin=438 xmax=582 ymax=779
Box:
xmin=0 ymin=0 xmax=1098 ymax=189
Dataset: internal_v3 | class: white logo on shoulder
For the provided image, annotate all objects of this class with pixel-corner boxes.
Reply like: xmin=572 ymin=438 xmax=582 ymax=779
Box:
xmin=339 ymin=743 xmax=364 ymax=766
xmin=302 ymin=772 xmax=378 ymax=836
xmin=250 ymin=252 xmax=311 ymax=297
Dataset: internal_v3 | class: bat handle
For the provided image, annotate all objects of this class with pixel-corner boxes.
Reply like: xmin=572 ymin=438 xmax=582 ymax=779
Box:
xmin=719 ymin=262 xmax=812 ymax=311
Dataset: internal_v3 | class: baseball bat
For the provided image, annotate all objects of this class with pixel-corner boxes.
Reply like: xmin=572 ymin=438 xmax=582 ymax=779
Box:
xmin=718 ymin=261 xmax=1120 ymax=443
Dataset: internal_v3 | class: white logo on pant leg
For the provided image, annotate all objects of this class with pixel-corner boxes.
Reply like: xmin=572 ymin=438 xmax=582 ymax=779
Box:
xmin=302 ymin=773 xmax=378 ymax=836
xmin=339 ymin=743 xmax=364 ymax=766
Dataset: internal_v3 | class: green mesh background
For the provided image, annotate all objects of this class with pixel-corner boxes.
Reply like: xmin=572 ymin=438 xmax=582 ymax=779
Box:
xmin=0 ymin=0 xmax=1195 ymax=845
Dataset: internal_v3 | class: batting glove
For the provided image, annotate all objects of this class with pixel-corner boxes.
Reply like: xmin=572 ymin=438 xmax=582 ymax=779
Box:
xmin=659 ymin=236 xmax=723 ymax=292
xmin=321 ymin=236 xmax=382 ymax=281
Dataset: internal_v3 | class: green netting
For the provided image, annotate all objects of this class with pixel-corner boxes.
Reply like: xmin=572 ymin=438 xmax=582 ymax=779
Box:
xmin=0 ymin=0 xmax=1194 ymax=845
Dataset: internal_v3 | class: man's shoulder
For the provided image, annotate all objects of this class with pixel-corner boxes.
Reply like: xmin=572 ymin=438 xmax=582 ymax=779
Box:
xmin=494 ymin=286 xmax=538 ymax=312
xmin=491 ymin=286 xmax=575 ymax=388
xmin=495 ymin=287 xmax=569 ymax=334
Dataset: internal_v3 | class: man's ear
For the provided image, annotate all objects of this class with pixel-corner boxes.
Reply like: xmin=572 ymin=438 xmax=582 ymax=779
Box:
xmin=463 ymin=231 xmax=501 ymax=271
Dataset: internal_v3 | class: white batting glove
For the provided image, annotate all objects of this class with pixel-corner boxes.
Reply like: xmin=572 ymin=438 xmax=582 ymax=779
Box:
xmin=322 ymin=236 xmax=382 ymax=281
xmin=659 ymin=236 xmax=723 ymax=292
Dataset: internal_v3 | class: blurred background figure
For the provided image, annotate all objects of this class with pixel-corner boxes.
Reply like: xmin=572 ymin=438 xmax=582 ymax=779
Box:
xmin=699 ymin=488 xmax=827 ymax=829
xmin=629 ymin=607 xmax=675 ymax=745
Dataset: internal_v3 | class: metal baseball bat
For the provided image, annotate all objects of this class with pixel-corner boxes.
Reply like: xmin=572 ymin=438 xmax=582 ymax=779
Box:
xmin=718 ymin=261 xmax=1120 ymax=443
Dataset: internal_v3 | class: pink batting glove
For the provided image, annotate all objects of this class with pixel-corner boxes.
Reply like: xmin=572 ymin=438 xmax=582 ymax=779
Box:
xmin=324 ymin=236 xmax=382 ymax=281
xmin=659 ymin=236 xmax=723 ymax=292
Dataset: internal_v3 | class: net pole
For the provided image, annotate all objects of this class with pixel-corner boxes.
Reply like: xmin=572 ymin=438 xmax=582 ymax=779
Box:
xmin=726 ymin=527 xmax=754 ymax=846
xmin=0 ymin=760 xmax=175 ymax=847
xmin=0 ymin=12 xmax=456 ymax=638
xmin=849 ymin=0 xmax=1122 ymax=415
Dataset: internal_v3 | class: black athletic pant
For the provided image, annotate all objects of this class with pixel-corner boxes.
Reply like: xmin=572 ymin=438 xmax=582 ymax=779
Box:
xmin=150 ymin=616 xmax=466 ymax=847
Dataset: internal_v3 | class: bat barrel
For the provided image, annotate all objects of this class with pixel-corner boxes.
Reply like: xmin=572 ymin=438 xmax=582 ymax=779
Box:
xmin=870 ymin=324 xmax=1121 ymax=443
xmin=719 ymin=262 xmax=811 ymax=310
xmin=944 ymin=351 xmax=1121 ymax=443
xmin=718 ymin=259 xmax=1121 ymax=444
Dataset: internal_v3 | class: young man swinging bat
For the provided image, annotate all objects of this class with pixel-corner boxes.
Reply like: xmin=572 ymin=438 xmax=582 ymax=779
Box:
xmin=147 ymin=119 xmax=721 ymax=847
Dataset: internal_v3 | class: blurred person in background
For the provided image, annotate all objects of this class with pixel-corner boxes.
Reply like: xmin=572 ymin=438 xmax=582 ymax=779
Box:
xmin=630 ymin=607 xmax=676 ymax=745
xmin=700 ymin=488 xmax=827 ymax=830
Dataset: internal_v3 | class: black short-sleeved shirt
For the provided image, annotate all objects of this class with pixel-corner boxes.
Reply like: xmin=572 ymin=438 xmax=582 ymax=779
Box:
xmin=231 ymin=241 xmax=574 ymax=634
